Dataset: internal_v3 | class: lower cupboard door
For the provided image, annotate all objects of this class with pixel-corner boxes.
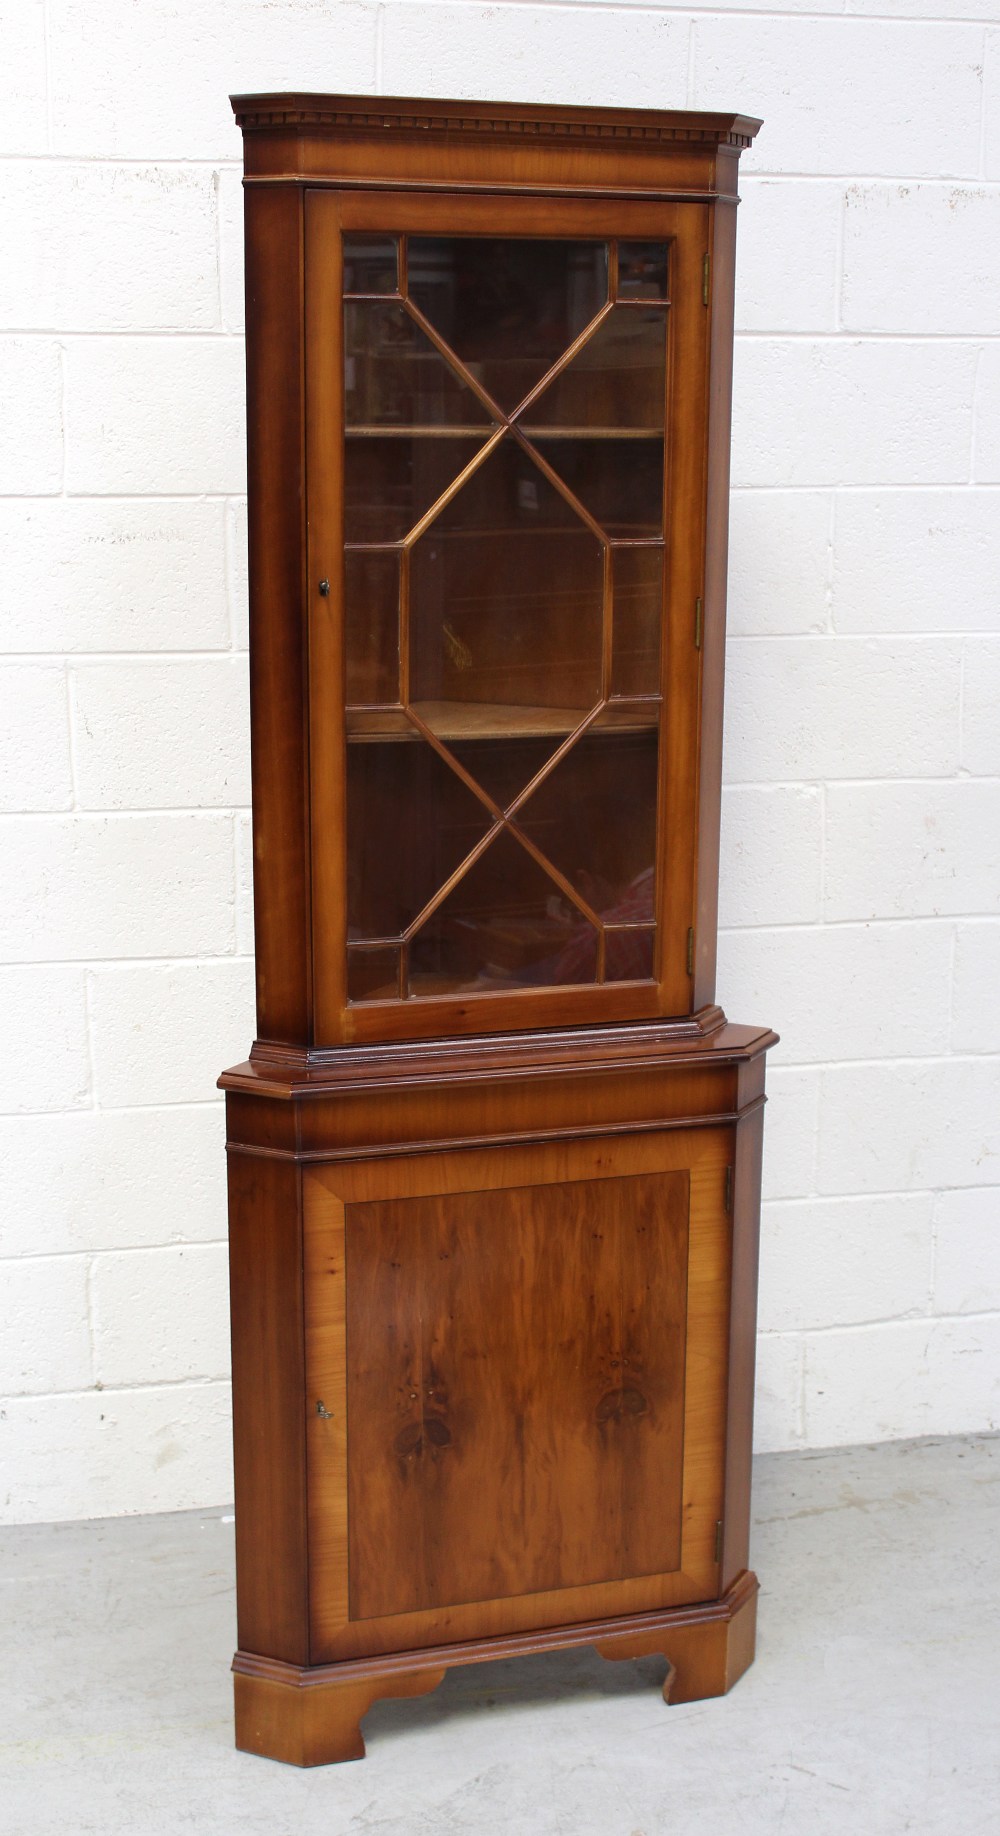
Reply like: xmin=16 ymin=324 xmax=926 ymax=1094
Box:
xmin=303 ymin=1129 xmax=731 ymax=1658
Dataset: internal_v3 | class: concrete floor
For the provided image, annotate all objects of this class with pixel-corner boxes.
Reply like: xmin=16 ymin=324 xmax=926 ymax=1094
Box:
xmin=1 ymin=1436 xmax=997 ymax=1836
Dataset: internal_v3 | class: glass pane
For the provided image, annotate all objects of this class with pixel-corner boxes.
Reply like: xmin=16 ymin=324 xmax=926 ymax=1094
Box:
xmin=604 ymin=926 xmax=656 ymax=981
xmin=530 ymin=435 xmax=663 ymax=537
xmin=520 ymin=307 xmax=665 ymax=433
xmin=348 ymin=946 xmax=400 ymax=1002
xmin=408 ymin=437 xmax=603 ymax=778
xmin=409 ymin=827 xmax=598 ymax=993
xmin=408 ymin=237 xmax=609 ymax=412
xmin=514 ymin=727 xmax=658 ymax=928
xmin=617 ymin=242 xmax=669 ymax=300
xmin=345 ymin=549 xmax=399 ymax=706
xmin=612 ymin=546 xmax=663 ymax=698
xmin=346 ymin=736 xmax=492 ymax=939
xmin=345 ymin=301 xmax=493 ymax=429
xmin=343 ymin=235 xmax=398 ymax=295
xmin=447 ymin=735 xmax=562 ymax=813
xmin=343 ymin=433 xmax=486 ymax=543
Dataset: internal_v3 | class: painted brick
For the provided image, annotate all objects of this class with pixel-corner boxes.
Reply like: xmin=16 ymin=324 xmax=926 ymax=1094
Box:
xmin=718 ymin=785 xmax=822 ymax=929
xmin=933 ymin=1189 xmax=1000 ymax=1315
xmin=0 ymin=164 xmax=220 ymax=332
xmin=382 ymin=5 xmax=690 ymax=108
xmin=735 ymin=181 xmax=841 ymax=334
xmin=825 ymin=782 xmax=1000 ymax=921
xmin=732 ymin=339 xmax=976 ymax=487
xmin=70 ymin=657 xmax=250 ymax=811
xmin=226 ymin=499 xmax=249 ymax=649
xmin=47 ymin=0 xmax=379 ymax=160
xmin=0 ymin=667 xmax=73 ymax=812
xmin=962 ymin=640 xmax=1000 ymax=774
xmin=0 ymin=1383 xmax=233 ymax=1524
xmin=693 ymin=17 xmax=983 ymax=177
xmin=760 ymin=1067 xmax=821 ymax=1202
xmin=0 ymin=1106 xmax=226 ymax=1259
xmin=842 ymin=184 xmax=1000 ymax=335
xmin=218 ymin=167 xmax=245 ymax=334
xmin=986 ymin=28 xmax=1000 ymax=181
xmin=0 ymin=499 xmax=229 ymax=654
xmin=972 ymin=344 xmax=1000 ymax=481
xmin=759 ymin=1194 xmax=933 ymax=1333
xmin=235 ymin=814 xmax=255 ymax=955
xmin=0 ymin=339 xmax=62 ymax=492
xmin=717 ymin=921 xmax=952 ymax=1065
xmin=0 ymin=815 xmax=235 ymax=961
xmin=831 ymin=490 xmax=1000 ymax=634
xmin=0 ymin=1257 xmax=92 ymax=1396
xmin=725 ymin=637 xmax=960 ymax=781
xmin=727 ymin=491 xmax=832 ymax=637
xmin=88 ymin=959 xmax=256 ymax=1107
xmin=0 ymin=967 xmax=90 ymax=1115
xmin=65 ymin=337 xmax=245 ymax=495
xmin=0 ymin=0 xmax=47 ymax=156
xmin=818 ymin=1059 xmax=1000 ymax=1195
xmin=753 ymin=1334 xmax=804 ymax=1453
xmin=952 ymin=923 xmax=1000 ymax=1053
xmin=91 ymin=1243 xmax=231 ymax=1386
xmin=804 ymin=1314 xmax=1000 ymax=1446
xmin=851 ymin=0 xmax=999 ymax=17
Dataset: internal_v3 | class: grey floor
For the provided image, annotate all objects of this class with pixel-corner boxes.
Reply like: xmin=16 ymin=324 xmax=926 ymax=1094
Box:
xmin=1 ymin=1436 xmax=998 ymax=1836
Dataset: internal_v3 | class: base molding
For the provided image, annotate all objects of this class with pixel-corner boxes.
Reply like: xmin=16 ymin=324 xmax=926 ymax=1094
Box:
xmin=233 ymin=1571 xmax=758 ymax=1766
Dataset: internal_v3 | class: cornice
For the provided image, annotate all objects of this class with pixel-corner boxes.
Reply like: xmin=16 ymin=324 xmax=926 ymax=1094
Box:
xmin=230 ymin=92 xmax=762 ymax=152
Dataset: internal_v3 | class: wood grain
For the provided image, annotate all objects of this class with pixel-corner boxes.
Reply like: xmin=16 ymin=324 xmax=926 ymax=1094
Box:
xmin=345 ymin=1170 xmax=688 ymax=1619
xmin=227 ymin=1151 xmax=308 ymax=1663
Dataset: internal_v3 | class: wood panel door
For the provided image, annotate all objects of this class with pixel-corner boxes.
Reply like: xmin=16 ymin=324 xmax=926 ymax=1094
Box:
xmin=303 ymin=1126 xmax=733 ymax=1662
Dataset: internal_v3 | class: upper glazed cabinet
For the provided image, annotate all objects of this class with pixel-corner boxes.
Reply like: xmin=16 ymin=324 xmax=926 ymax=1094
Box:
xmin=236 ymin=96 xmax=761 ymax=1054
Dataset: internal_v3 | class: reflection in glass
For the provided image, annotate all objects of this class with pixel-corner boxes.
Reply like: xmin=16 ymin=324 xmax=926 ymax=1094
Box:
xmin=408 ymin=238 xmax=609 ymax=411
xmin=409 ymin=436 xmax=604 ymax=745
xmin=343 ymin=236 xmax=398 ymax=295
xmin=409 ymin=827 xmax=597 ymax=993
xmin=344 ymin=549 xmax=399 ymax=706
xmin=343 ymin=433 xmax=486 ymax=544
xmin=447 ymin=735 xmax=563 ymax=812
xmin=515 ymin=727 xmax=658 ymax=928
xmin=531 ymin=435 xmax=664 ymax=536
xmin=522 ymin=307 xmax=665 ymax=432
xmin=618 ymin=242 xmax=669 ymax=300
xmin=347 ymin=945 xmax=401 ymax=1002
xmin=611 ymin=546 xmax=663 ymax=698
xmin=604 ymin=926 xmax=656 ymax=981
xmin=344 ymin=302 xmax=493 ymax=428
xmin=346 ymin=737 xmax=492 ymax=939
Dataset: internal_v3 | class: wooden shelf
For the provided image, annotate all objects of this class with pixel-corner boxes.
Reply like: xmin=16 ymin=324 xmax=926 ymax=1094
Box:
xmin=346 ymin=700 xmax=660 ymax=742
xmin=345 ymin=425 xmax=663 ymax=440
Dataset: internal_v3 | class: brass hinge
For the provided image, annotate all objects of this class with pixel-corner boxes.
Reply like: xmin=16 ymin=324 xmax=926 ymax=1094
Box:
xmin=702 ymin=252 xmax=710 ymax=306
xmin=686 ymin=927 xmax=694 ymax=977
xmin=714 ymin=1519 xmax=723 ymax=1562
xmin=694 ymin=596 xmax=703 ymax=650
xmin=724 ymin=1165 xmax=733 ymax=1214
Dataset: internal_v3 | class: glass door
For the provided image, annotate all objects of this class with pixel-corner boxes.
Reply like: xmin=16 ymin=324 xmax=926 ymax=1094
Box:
xmin=306 ymin=196 xmax=708 ymax=1044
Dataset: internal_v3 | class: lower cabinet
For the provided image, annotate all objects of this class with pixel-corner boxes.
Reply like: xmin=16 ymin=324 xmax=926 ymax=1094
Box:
xmin=224 ymin=1024 xmax=770 ymax=1765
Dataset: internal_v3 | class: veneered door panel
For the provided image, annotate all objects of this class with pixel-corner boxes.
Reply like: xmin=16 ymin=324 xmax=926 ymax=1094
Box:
xmin=346 ymin=1170 xmax=688 ymax=1619
xmin=305 ymin=1125 xmax=731 ymax=1661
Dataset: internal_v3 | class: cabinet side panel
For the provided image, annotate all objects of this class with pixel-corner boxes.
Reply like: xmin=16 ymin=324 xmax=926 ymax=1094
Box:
xmin=721 ymin=1096 xmax=764 ymax=1590
xmin=228 ymin=1148 xmax=309 ymax=1661
xmin=244 ymin=185 xmax=311 ymax=1044
xmin=694 ymin=183 xmax=739 ymax=1010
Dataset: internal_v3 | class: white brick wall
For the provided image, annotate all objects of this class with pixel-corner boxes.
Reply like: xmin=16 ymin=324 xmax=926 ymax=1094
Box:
xmin=1 ymin=0 xmax=998 ymax=1524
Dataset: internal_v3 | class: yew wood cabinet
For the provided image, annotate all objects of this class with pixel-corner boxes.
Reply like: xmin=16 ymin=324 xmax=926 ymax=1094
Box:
xmin=222 ymin=92 xmax=773 ymax=1768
